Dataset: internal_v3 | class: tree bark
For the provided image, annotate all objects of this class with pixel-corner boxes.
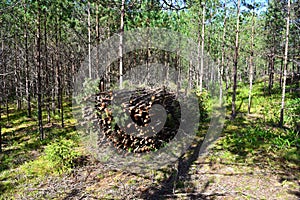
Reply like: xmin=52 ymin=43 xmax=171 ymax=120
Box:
xmin=200 ymin=2 xmax=206 ymax=92
xmin=88 ymin=1 xmax=92 ymax=79
xmin=14 ymin=35 xmax=22 ymax=111
xmin=279 ymin=57 xmax=284 ymax=88
xmin=0 ymin=101 xmax=2 ymax=153
xmin=37 ymin=1 xmax=44 ymax=139
xmin=0 ymin=33 xmax=3 ymax=153
xmin=119 ymin=0 xmax=125 ymax=89
xmin=220 ymin=1 xmax=227 ymax=105
xmin=231 ymin=0 xmax=241 ymax=119
xmin=279 ymin=0 xmax=290 ymax=127
xmin=96 ymin=3 xmax=100 ymax=80
xmin=268 ymin=40 xmax=275 ymax=94
xmin=24 ymin=2 xmax=31 ymax=118
xmin=248 ymin=1 xmax=255 ymax=114
xmin=44 ymin=11 xmax=51 ymax=124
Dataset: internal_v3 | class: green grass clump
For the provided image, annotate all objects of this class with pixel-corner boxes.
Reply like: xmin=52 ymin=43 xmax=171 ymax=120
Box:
xmin=223 ymin=126 xmax=299 ymax=153
xmin=44 ymin=138 xmax=82 ymax=174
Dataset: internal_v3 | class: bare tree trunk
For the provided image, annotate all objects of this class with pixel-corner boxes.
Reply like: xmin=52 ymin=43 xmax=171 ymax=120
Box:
xmin=280 ymin=0 xmax=290 ymax=127
xmin=291 ymin=55 xmax=294 ymax=83
xmin=43 ymin=11 xmax=51 ymax=124
xmin=58 ymin=27 xmax=64 ymax=128
xmin=96 ymin=3 xmax=100 ymax=80
xmin=200 ymin=2 xmax=206 ymax=92
xmin=24 ymin=3 xmax=31 ymax=118
xmin=4 ymin=55 xmax=8 ymax=123
xmin=248 ymin=2 xmax=255 ymax=114
xmin=119 ymin=0 xmax=125 ymax=89
xmin=0 ymin=33 xmax=3 ymax=153
xmin=51 ymin=55 xmax=55 ymax=115
xmin=279 ymin=57 xmax=284 ymax=88
xmin=60 ymin=79 xmax=64 ymax=128
xmin=165 ymin=51 xmax=169 ymax=87
xmin=188 ymin=60 xmax=192 ymax=90
xmin=14 ymin=36 xmax=22 ymax=110
xmin=225 ymin=57 xmax=230 ymax=90
xmin=231 ymin=0 xmax=241 ymax=119
xmin=55 ymin=22 xmax=60 ymax=113
xmin=176 ymin=52 xmax=181 ymax=96
xmin=220 ymin=1 xmax=227 ymax=105
xmin=268 ymin=43 xmax=275 ymax=94
xmin=263 ymin=62 xmax=267 ymax=96
xmin=88 ymin=1 xmax=92 ymax=79
xmin=0 ymin=101 xmax=2 ymax=153
xmin=37 ymin=2 xmax=44 ymax=139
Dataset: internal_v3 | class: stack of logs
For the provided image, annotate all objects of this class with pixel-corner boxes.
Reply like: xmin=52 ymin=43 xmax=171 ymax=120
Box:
xmin=82 ymin=87 xmax=181 ymax=153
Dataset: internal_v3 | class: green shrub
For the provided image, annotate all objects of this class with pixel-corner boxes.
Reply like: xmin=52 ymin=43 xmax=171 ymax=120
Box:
xmin=285 ymin=98 xmax=300 ymax=129
xmin=44 ymin=138 xmax=81 ymax=173
xmin=194 ymin=88 xmax=209 ymax=122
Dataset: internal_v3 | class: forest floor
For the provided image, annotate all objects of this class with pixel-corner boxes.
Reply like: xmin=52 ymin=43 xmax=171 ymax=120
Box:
xmin=0 ymin=81 xmax=299 ymax=199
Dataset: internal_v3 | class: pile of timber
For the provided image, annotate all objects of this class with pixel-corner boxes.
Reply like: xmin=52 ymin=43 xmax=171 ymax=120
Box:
xmin=82 ymin=87 xmax=181 ymax=153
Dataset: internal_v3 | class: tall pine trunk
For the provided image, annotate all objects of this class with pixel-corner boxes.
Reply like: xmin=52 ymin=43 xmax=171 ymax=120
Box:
xmin=44 ymin=11 xmax=51 ymax=124
xmin=231 ymin=0 xmax=241 ymax=119
xmin=199 ymin=2 xmax=205 ymax=92
xmin=37 ymin=1 xmax=44 ymax=139
xmin=88 ymin=1 xmax=91 ymax=79
xmin=119 ymin=0 xmax=125 ymax=89
xmin=0 ymin=34 xmax=3 ymax=153
xmin=220 ymin=1 xmax=227 ymax=105
xmin=248 ymin=2 xmax=255 ymax=114
xmin=0 ymin=101 xmax=2 ymax=153
xmin=279 ymin=0 xmax=290 ymax=127
xmin=24 ymin=3 xmax=31 ymax=118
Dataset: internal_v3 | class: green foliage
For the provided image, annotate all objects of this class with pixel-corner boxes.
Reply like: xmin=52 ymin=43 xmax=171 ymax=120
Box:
xmin=44 ymin=138 xmax=81 ymax=173
xmin=75 ymin=79 xmax=100 ymax=105
xmin=194 ymin=88 xmax=209 ymax=121
xmin=222 ymin=126 xmax=299 ymax=156
xmin=109 ymin=104 xmax=129 ymax=130
xmin=285 ymin=98 xmax=300 ymax=129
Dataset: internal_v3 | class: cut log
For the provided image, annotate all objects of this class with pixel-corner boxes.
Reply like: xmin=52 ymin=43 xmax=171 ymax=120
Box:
xmin=81 ymin=87 xmax=181 ymax=153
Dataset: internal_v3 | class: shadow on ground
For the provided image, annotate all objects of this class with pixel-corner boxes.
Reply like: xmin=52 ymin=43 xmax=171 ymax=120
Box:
xmin=138 ymin=136 xmax=225 ymax=200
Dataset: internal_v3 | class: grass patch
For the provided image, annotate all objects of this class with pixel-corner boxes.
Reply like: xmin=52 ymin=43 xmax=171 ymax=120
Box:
xmin=0 ymin=99 xmax=84 ymax=198
xmin=213 ymin=81 xmax=300 ymax=170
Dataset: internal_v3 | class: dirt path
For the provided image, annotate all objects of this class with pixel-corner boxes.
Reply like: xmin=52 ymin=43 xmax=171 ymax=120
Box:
xmin=18 ymin=146 xmax=299 ymax=200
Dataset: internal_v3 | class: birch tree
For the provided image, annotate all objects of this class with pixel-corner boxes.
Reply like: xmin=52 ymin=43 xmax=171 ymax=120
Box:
xmin=280 ymin=0 xmax=291 ymax=127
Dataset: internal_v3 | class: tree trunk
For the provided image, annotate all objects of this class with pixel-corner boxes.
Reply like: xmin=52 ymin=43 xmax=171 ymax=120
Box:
xmin=268 ymin=42 xmax=275 ymax=94
xmin=0 ymin=34 xmax=3 ymax=153
xmin=88 ymin=1 xmax=92 ymax=79
xmin=225 ymin=57 xmax=230 ymax=90
xmin=51 ymin=55 xmax=56 ymax=115
xmin=200 ymin=2 xmax=206 ymax=92
xmin=231 ymin=0 xmax=241 ymax=119
xmin=44 ymin=11 xmax=51 ymax=124
xmin=0 ymin=101 xmax=2 ymax=153
xmin=37 ymin=2 xmax=44 ymax=139
xmin=248 ymin=2 xmax=255 ymax=114
xmin=14 ymin=36 xmax=21 ymax=111
xmin=96 ymin=3 xmax=100 ymax=80
xmin=3 ymin=39 xmax=8 ymax=122
xmin=25 ymin=4 xmax=31 ymax=118
xmin=55 ymin=22 xmax=60 ymax=112
xmin=188 ymin=60 xmax=192 ymax=90
xmin=220 ymin=1 xmax=227 ymax=105
xmin=58 ymin=26 xmax=64 ymax=128
xmin=279 ymin=0 xmax=290 ymax=127
xmin=279 ymin=57 xmax=284 ymax=88
xmin=165 ymin=51 xmax=169 ymax=87
xmin=119 ymin=0 xmax=125 ymax=89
